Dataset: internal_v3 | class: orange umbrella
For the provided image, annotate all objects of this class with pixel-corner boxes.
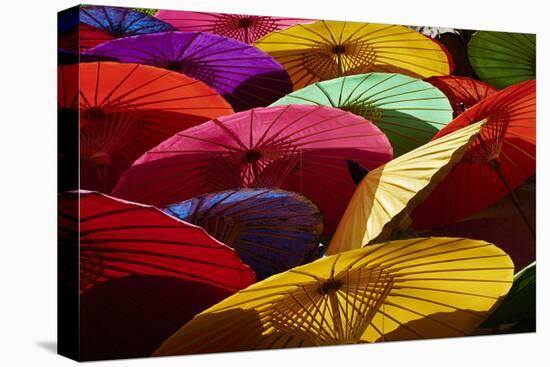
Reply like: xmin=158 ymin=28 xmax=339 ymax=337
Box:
xmin=57 ymin=62 xmax=233 ymax=192
xmin=426 ymin=76 xmax=497 ymax=117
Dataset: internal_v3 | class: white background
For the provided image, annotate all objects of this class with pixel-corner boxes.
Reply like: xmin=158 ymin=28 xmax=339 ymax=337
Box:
xmin=0 ymin=0 xmax=547 ymax=365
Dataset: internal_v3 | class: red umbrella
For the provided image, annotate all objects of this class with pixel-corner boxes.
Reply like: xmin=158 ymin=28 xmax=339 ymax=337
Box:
xmin=425 ymin=179 xmax=535 ymax=270
xmin=58 ymin=190 xmax=255 ymax=293
xmin=112 ymin=105 xmax=393 ymax=234
xmin=411 ymin=80 xmax=535 ymax=233
xmin=57 ymin=62 xmax=233 ymax=192
xmin=426 ymin=76 xmax=497 ymax=117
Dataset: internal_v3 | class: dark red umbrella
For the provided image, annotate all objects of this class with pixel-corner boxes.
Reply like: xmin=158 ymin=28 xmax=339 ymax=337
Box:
xmin=78 ymin=275 xmax=234 ymax=360
xmin=58 ymin=190 xmax=253 ymax=360
xmin=58 ymin=190 xmax=255 ymax=293
xmin=411 ymin=80 xmax=536 ymax=234
xmin=426 ymin=76 xmax=498 ymax=117
xmin=112 ymin=105 xmax=393 ymax=234
xmin=57 ymin=62 xmax=233 ymax=192
xmin=425 ymin=179 xmax=535 ymax=270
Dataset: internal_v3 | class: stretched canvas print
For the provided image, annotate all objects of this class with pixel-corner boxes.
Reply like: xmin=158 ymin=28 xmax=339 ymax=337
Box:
xmin=57 ymin=3 xmax=536 ymax=362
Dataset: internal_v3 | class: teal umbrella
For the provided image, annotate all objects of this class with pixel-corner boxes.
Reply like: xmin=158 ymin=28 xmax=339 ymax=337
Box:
xmin=468 ymin=31 xmax=536 ymax=89
xmin=271 ymin=73 xmax=453 ymax=156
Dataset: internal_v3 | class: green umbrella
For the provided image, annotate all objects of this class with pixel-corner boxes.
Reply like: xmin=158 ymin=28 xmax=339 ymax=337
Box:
xmin=478 ymin=261 xmax=535 ymax=333
xmin=271 ymin=73 xmax=453 ymax=156
xmin=468 ymin=31 xmax=536 ymax=89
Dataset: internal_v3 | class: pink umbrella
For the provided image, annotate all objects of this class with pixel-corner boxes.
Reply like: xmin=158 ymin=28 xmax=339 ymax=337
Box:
xmin=112 ymin=105 xmax=393 ymax=234
xmin=156 ymin=10 xmax=313 ymax=43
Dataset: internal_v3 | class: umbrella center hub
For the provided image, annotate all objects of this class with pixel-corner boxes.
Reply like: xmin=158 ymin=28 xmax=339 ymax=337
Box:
xmin=213 ymin=15 xmax=278 ymax=42
xmin=303 ymin=41 xmax=377 ymax=80
xmin=267 ymin=269 xmax=394 ymax=346
xmin=165 ymin=61 xmax=184 ymax=72
xmin=318 ymin=279 xmax=343 ymax=294
xmin=245 ymin=150 xmax=263 ymax=163
xmin=332 ymin=44 xmax=346 ymax=54
xmin=111 ymin=28 xmax=127 ymax=38
xmin=238 ymin=17 xmax=254 ymax=28
xmin=465 ymin=109 xmax=511 ymax=163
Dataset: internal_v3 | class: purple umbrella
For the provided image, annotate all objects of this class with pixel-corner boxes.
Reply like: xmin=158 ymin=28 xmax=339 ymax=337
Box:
xmin=84 ymin=31 xmax=293 ymax=111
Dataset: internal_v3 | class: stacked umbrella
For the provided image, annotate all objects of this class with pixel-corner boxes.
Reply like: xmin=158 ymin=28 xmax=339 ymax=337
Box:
xmin=57 ymin=5 xmax=536 ymax=361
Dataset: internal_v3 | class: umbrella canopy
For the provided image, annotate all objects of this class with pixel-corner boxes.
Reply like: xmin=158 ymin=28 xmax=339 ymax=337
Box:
xmin=80 ymin=6 xmax=175 ymax=39
xmin=254 ymin=20 xmax=452 ymax=90
xmin=156 ymin=10 xmax=311 ymax=44
xmin=79 ymin=275 xmax=234 ymax=361
xmin=426 ymin=76 xmax=497 ymax=117
xmin=477 ymin=261 xmax=535 ymax=334
xmin=468 ymin=31 xmax=536 ymax=89
xmin=153 ymin=237 xmax=513 ymax=355
xmin=327 ymin=120 xmax=485 ymax=254
xmin=425 ymin=179 xmax=535 ymax=270
xmin=112 ymin=105 xmax=393 ymax=234
xmin=58 ymin=190 xmax=255 ymax=293
xmin=57 ymin=61 xmax=233 ymax=192
xmin=83 ymin=31 xmax=293 ymax=112
xmin=271 ymin=73 xmax=454 ymax=156
xmin=164 ymin=189 xmax=323 ymax=280
xmin=411 ymin=80 xmax=536 ymax=230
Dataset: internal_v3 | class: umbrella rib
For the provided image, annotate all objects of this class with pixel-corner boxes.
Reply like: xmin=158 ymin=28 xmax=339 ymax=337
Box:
xmin=375 ymin=309 xmax=425 ymax=339
xmin=391 ymin=285 xmax=500 ymax=300
xmin=382 ymin=247 xmax=504 ymax=273
xmin=375 ymin=55 xmax=448 ymax=75
xmin=474 ymin=34 xmax=535 ymax=60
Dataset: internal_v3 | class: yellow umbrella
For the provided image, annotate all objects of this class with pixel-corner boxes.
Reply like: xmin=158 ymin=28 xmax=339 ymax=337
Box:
xmin=153 ymin=237 xmax=513 ymax=356
xmin=327 ymin=120 xmax=486 ymax=254
xmin=254 ymin=20 xmax=452 ymax=90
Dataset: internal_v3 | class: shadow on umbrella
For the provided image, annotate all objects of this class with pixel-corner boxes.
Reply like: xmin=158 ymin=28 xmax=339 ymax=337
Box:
xmin=153 ymin=307 xmax=266 ymax=357
xmin=366 ymin=107 xmax=441 ymax=156
xmin=79 ymin=275 xmax=233 ymax=361
xmin=375 ymin=309 xmax=500 ymax=342
xmin=226 ymin=70 xmax=293 ymax=112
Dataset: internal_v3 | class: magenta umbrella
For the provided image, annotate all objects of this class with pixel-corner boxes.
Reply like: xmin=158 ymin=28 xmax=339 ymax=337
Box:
xmin=156 ymin=10 xmax=312 ymax=44
xmin=84 ymin=31 xmax=293 ymax=111
xmin=112 ymin=105 xmax=393 ymax=234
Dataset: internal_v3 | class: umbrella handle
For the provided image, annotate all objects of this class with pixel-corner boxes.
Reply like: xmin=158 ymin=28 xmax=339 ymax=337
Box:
xmin=477 ymin=135 xmax=535 ymax=238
